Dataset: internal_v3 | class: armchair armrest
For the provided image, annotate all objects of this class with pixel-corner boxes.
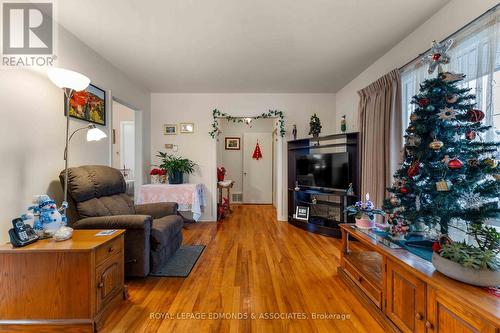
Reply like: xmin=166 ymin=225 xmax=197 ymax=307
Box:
xmin=135 ymin=202 xmax=178 ymax=219
xmin=73 ymin=215 xmax=152 ymax=230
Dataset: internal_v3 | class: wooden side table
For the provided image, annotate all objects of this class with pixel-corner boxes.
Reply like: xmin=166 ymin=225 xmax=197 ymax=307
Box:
xmin=0 ymin=229 xmax=126 ymax=332
xmin=218 ymin=180 xmax=235 ymax=214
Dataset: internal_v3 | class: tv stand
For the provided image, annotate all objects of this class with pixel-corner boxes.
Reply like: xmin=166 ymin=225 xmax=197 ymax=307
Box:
xmin=287 ymin=133 xmax=360 ymax=238
xmin=289 ymin=187 xmax=357 ymax=237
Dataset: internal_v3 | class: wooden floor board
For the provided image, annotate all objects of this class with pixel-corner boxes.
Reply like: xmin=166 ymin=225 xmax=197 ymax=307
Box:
xmin=100 ymin=205 xmax=385 ymax=333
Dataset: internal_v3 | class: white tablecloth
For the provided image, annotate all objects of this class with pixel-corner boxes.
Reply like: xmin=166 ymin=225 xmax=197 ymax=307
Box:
xmin=137 ymin=183 xmax=205 ymax=221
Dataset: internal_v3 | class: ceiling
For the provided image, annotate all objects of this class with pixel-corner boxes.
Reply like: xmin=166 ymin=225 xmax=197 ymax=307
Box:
xmin=57 ymin=0 xmax=449 ymax=93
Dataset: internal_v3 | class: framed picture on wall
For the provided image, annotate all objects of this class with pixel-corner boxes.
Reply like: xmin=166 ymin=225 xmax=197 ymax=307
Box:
xmin=163 ymin=124 xmax=177 ymax=135
xmin=65 ymin=84 xmax=106 ymax=126
xmin=295 ymin=206 xmax=309 ymax=221
xmin=225 ymin=137 xmax=240 ymax=150
xmin=180 ymin=123 xmax=194 ymax=133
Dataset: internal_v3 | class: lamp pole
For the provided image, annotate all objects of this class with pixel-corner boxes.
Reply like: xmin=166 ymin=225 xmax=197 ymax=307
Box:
xmin=63 ymin=87 xmax=74 ymax=216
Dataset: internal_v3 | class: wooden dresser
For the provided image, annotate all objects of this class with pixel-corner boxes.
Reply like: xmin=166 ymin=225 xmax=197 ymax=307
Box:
xmin=0 ymin=229 xmax=126 ymax=332
xmin=338 ymin=224 xmax=500 ymax=333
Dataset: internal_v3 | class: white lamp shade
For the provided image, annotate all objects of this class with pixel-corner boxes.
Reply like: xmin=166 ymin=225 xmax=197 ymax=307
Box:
xmin=87 ymin=127 xmax=107 ymax=141
xmin=48 ymin=68 xmax=90 ymax=91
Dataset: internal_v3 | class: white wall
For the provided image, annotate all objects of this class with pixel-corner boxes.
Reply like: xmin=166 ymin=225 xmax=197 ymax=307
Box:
xmin=335 ymin=0 xmax=499 ymax=131
xmin=0 ymin=26 xmax=150 ymax=242
xmin=150 ymin=93 xmax=336 ymax=221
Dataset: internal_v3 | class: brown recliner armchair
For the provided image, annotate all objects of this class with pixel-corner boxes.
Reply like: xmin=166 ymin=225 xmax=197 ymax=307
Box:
xmin=60 ymin=165 xmax=183 ymax=277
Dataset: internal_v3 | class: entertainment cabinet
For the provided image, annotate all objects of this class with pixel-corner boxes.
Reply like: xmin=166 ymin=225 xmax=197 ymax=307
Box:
xmin=287 ymin=133 xmax=360 ymax=237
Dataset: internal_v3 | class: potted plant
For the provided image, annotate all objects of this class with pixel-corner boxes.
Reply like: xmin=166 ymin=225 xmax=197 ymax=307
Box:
xmin=308 ymin=114 xmax=322 ymax=141
xmin=345 ymin=193 xmax=385 ymax=229
xmin=157 ymin=152 xmax=196 ymax=184
xmin=431 ymin=224 xmax=500 ymax=287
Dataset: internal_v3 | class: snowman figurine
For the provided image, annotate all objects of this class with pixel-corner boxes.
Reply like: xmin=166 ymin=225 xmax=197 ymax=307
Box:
xmin=29 ymin=195 xmax=68 ymax=237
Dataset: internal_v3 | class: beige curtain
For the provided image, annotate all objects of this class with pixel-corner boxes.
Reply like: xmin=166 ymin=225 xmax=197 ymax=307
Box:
xmin=358 ymin=69 xmax=402 ymax=208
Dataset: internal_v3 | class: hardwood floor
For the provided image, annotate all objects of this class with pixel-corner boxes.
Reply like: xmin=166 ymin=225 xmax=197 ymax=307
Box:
xmin=101 ymin=205 xmax=385 ymax=333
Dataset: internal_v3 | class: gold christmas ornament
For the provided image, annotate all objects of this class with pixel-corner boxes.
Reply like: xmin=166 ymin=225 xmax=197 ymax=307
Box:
xmin=410 ymin=113 xmax=418 ymax=122
xmin=483 ymin=158 xmax=498 ymax=169
xmin=429 ymin=139 xmax=444 ymax=150
xmin=390 ymin=196 xmax=401 ymax=207
xmin=446 ymin=94 xmax=459 ymax=103
xmin=436 ymin=179 xmax=452 ymax=191
xmin=407 ymin=134 xmax=421 ymax=147
xmin=493 ymin=174 xmax=500 ymax=181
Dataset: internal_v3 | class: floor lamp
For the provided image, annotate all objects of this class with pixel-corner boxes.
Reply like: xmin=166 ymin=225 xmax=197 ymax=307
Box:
xmin=48 ymin=68 xmax=107 ymax=217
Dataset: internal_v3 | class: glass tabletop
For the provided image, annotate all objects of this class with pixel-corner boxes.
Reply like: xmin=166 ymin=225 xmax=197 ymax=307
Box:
xmin=350 ymin=225 xmax=402 ymax=249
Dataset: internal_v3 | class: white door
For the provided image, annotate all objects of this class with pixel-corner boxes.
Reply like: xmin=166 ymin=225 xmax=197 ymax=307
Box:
xmin=120 ymin=121 xmax=135 ymax=179
xmin=243 ymin=132 xmax=273 ymax=204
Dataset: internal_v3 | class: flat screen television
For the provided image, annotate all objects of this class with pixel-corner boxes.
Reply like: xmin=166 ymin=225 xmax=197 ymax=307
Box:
xmin=296 ymin=153 xmax=349 ymax=190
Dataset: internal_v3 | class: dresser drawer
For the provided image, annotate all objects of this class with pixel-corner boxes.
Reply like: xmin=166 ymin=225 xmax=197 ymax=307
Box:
xmin=96 ymin=235 xmax=123 ymax=266
xmin=343 ymin=258 xmax=382 ymax=308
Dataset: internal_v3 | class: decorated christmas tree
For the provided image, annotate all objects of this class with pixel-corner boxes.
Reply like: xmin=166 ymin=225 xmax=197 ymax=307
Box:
xmin=384 ymin=40 xmax=500 ymax=235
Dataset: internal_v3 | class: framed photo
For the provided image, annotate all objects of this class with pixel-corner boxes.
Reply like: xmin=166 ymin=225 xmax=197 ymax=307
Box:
xmin=225 ymin=137 xmax=241 ymax=150
xmin=295 ymin=206 xmax=309 ymax=221
xmin=180 ymin=123 xmax=194 ymax=133
xmin=65 ymin=84 xmax=106 ymax=126
xmin=163 ymin=124 xmax=177 ymax=135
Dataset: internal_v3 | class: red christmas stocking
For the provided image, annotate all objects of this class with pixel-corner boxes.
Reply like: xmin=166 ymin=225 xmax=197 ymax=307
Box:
xmin=252 ymin=142 xmax=262 ymax=160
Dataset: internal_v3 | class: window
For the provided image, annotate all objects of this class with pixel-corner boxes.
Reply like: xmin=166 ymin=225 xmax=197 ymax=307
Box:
xmin=401 ymin=5 xmax=500 ymax=139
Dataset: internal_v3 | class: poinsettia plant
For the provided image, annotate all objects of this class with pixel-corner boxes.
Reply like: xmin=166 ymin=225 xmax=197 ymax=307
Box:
xmin=150 ymin=168 xmax=166 ymax=176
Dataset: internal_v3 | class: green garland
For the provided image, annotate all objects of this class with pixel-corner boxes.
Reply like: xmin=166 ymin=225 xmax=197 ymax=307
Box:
xmin=209 ymin=109 xmax=285 ymax=138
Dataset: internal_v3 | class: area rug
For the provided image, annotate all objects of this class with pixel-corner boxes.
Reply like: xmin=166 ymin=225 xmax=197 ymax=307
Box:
xmin=150 ymin=245 xmax=205 ymax=277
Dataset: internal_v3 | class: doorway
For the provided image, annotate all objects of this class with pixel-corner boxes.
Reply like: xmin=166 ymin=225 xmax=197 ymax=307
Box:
xmin=112 ymin=100 xmax=135 ymax=197
xmin=216 ymin=118 xmax=275 ymax=205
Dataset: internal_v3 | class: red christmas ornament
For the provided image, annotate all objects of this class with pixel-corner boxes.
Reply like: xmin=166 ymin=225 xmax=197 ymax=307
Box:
xmin=448 ymin=158 xmax=463 ymax=170
xmin=399 ymin=187 xmax=408 ymax=194
xmin=417 ymin=98 xmax=430 ymax=107
xmin=252 ymin=142 xmax=263 ymax=160
xmin=407 ymin=161 xmax=420 ymax=178
xmin=467 ymin=109 xmax=485 ymax=122
xmin=432 ymin=242 xmax=441 ymax=252
xmin=465 ymin=130 xmax=476 ymax=140
xmin=432 ymin=53 xmax=441 ymax=61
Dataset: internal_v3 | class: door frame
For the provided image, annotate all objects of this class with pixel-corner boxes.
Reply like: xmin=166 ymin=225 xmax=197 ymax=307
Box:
xmin=110 ymin=96 xmax=143 ymax=199
xmin=212 ymin=117 xmax=285 ymax=221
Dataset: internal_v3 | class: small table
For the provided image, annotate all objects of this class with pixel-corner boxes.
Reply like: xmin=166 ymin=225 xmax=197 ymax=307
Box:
xmin=218 ymin=180 xmax=235 ymax=214
xmin=0 ymin=229 xmax=126 ymax=332
xmin=137 ymin=183 xmax=205 ymax=221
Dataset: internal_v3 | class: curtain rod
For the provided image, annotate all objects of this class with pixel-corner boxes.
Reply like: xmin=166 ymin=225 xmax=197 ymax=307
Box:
xmin=398 ymin=3 xmax=499 ymax=72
